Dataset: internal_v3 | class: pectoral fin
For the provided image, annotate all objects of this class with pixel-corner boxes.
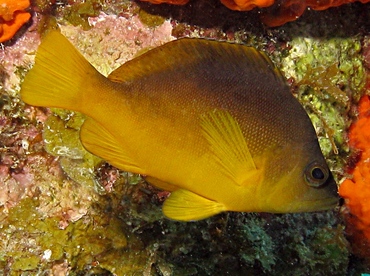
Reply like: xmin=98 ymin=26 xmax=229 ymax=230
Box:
xmin=163 ymin=189 xmax=226 ymax=221
xmin=80 ymin=118 xmax=145 ymax=174
xmin=200 ymin=109 xmax=260 ymax=185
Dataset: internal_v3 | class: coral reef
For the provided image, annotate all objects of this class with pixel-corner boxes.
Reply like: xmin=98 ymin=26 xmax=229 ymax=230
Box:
xmin=0 ymin=0 xmax=368 ymax=274
xmin=0 ymin=0 xmax=31 ymax=42
xmin=146 ymin=212 xmax=348 ymax=274
xmin=58 ymin=0 xmax=103 ymax=31
xmin=280 ymin=36 xmax=365 ymax=183
xmin=61 ymin=13 xmax=173 ymax=75
xmin=1 ymin=196 xmax=145 ymax=274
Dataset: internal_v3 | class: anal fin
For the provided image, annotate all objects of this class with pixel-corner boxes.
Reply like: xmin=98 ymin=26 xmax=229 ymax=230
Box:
xmin=163 ymin=189 xmax=226 ymax=221
xmin=80 ymin=118 xmax=145 ymax=174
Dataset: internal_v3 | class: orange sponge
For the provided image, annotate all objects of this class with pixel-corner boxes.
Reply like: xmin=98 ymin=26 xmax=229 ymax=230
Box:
xmin=221 ymin=0 xmax=274 ymax=11
xmin=0 ymin=0 xmax=31 ymax=43
xmin=260 ymin=0 xmax=370 ymax=27
xmin=140 ymin=0 xmax=370 ymax=26
xmin=339 ymin=95 xmax=370 ymax=241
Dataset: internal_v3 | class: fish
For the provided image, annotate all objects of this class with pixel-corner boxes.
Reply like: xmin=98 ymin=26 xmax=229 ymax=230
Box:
xmin=21 ymin=31 xmax=338 ymax=221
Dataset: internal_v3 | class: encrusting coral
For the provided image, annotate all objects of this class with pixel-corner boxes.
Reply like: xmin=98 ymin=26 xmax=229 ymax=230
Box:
xmin=0 ymin=0 xmax=31 ymax=42
xmin=339 ymin=95 xmax=370 ymax=260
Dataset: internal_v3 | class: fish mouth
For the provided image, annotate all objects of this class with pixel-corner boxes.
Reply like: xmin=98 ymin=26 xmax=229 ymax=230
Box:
xmin=322 ymin=172 xmax=339 ymax=198
xmin=300 ymin=196 xmax=340 ymax=212
xmin=271 ymin=192 xmax=339 ymax=213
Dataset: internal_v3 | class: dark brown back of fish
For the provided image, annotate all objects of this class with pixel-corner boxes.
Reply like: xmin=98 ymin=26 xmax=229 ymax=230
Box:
xmin=109 ymin=38 xmax=317 ymax=157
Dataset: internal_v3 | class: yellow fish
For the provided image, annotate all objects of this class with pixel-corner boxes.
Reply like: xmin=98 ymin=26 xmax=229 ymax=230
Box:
xmin=21 ymin=31 xmax=338 ymax=221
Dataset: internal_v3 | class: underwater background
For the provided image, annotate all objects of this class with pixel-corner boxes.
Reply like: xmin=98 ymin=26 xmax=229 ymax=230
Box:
xmin=0 ymin=0 xmax=370 ymax=274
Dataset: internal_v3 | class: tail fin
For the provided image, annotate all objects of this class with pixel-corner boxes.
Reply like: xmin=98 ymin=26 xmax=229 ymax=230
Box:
xmin=21 ymin=31 xmax=101 ymax=112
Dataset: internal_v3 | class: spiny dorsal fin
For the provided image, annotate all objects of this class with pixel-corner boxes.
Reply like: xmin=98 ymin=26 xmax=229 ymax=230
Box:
xmin=200 ymin=109 xmax=260 ymax=185
xmin=108 ymin=38 xmax=286 ymax=86
xmin=80 ymin=118 xmax=145 ymax=174
xmin=163 ymin=189 xmax=226 ymax=221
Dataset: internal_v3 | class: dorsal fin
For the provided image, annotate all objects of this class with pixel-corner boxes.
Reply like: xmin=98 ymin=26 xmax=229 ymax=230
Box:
xmin=108 ymin=38 xmax=286 ymax=86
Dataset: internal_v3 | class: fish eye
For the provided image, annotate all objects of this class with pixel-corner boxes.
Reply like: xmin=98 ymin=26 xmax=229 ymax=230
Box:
xmin=304 ymin=162 xmax=329 ymax=188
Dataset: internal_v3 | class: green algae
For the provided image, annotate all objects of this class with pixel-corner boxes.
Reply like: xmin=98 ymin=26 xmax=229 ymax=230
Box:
xmin=283 ymin=37 xmax=364 ymax=89
xmin=239 ymin=216 xmax=276 ymax=272
xmin=61 ymin=0 xmax=103 ymax=30
xmin=132 ymin=211 xmax=348 ymax=275
xmin=283 ymin=37 xmax=365 ymax=99
xmin=298 ymin=84 xmax=349 ymax=180
xmin=1 ymin=197 xmax=135 ymax=273
xmin=43 ymin=113 xmax=86 ymax=159
xmin=98 ymin=247 xmax=150 ymax=274
xmin=41 ymin=108 xmax=146 ymax=195
xmin=281 ymin=37 xmax=365 ymax=181
xmin=138 ymin=9 xmax=165 ymax=28
xmin=43 ymin=110 xmax=104 ymax=193
xmin=310 ymin=226 xmax=349 ymax=268
xmin=286 ymin=226 xmax=349 ymax=273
